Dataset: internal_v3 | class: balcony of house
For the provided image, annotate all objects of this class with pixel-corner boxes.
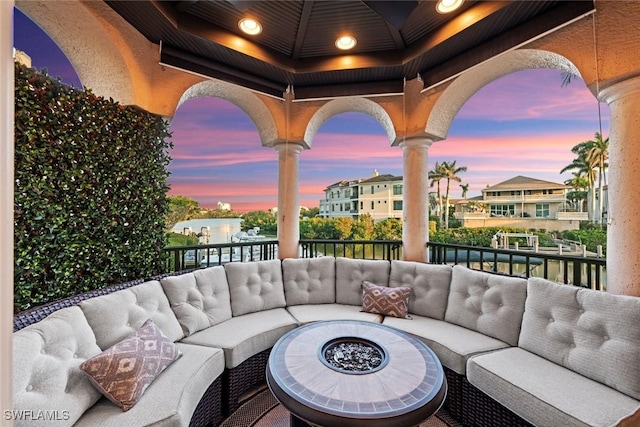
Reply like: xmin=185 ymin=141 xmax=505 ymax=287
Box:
xmin=481 ymin=193 xmax=567 ymax=204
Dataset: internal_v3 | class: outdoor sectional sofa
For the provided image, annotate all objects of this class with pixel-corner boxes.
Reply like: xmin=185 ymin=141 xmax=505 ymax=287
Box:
xmin=12 ymin=257 xmax=640 ymax=427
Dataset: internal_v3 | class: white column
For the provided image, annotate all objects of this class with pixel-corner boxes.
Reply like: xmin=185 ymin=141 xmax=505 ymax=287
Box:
xmin=274 ymin=142 xmax=304 ymax=259
xmin=600 ymin=76 xmax=640 ymax=296
xmin=1 ymin=2 xmax=14 ymax=426
xmin=400 ymin=135 xmax=433 ymax=262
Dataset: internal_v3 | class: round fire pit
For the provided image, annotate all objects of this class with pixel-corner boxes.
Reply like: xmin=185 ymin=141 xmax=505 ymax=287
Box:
xmin=267 ymin=320 xmax=447 ymax=427
xmin=320 ymin=337 xmax=388 ymax=374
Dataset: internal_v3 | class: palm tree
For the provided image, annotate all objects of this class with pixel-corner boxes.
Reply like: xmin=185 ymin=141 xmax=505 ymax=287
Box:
xmin=561 ymin=133 xmax=608 ymax=223
xmin=441 ymin=161 xmax=468 ymax=229
xmin=460 ymin=183 xmax=469 ymax=199
xmin=428 ymin=162 xmax=445 ymax=227
xmin=564 ymin=172 xmax=589 ymax=212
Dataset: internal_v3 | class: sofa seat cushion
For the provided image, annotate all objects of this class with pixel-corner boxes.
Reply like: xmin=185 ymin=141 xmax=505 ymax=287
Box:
xmin=13 ymin=306 xmax=103 ymax=427
xmin=283 ymin=257 xmax=336 ymax=305
xmin=467 ymin=347 xmax=640 ymax=427
xmin=383 ymin=314 xmax=509 ymax=375
xmin=160 ymin=266 xmax=232 ymax=337
xmin=286 ymin=304 xmax=383 ymax=324
xmin=79 ymin=280 xmax=184 ymax=349
xmin=180 ymin=308 xmax=297 ymax=368
xmin=75 ymin=343 xmax=224 ymax=427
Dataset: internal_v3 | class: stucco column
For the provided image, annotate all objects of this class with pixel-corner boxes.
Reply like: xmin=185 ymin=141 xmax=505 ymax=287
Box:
xmin=274 ymin=142 xmax=304 ymax=259
xmin=1 ymin=1 xmax=14 ymax=425
xmin=599 ymin=76 xmax=640 ymax=296
xmin=400 ymin=135 xmax=433 ymax=262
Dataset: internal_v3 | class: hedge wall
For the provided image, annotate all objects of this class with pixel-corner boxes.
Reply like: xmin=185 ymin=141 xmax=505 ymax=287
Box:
xmin=14 ymin=63 xmax=172 ymax=312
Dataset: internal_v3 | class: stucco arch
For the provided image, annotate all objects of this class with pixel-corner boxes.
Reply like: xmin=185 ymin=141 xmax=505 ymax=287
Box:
xmin=426 ymin=49 xmax=581 ymax=140
xmin=177 ymin=80 xmax=278 ymax=147
xmin=304 ymin=97 xmax=397 ymax=148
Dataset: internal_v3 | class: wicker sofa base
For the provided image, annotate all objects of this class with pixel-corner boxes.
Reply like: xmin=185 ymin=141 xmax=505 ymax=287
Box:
xmin=190 ymin=376 xmax=224 ymax=427
xmin=443 ymin=367 xmax=464 ymax=421
xmin=223 ymin=348 xmax=272 ymax=416
xmin=461 ymin=377 xmax=534 ymax=427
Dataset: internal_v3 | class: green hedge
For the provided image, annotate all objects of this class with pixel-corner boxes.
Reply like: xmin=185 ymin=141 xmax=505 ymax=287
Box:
xmin=14 ymin=63 xmax=172 ymax=312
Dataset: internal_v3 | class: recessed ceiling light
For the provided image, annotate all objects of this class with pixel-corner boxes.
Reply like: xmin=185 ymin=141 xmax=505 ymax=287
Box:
xmin=436 ymin=0 xmax=464 ymax=14
xmin=335 ymin=35 xmax=357 ymax=50
xmin=239 ymin=18 xmax=262 ymax=35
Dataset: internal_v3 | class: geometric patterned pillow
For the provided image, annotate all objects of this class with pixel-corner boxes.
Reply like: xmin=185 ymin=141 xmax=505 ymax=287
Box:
xmin=80 ymin=319 xmax=182 ymax=411
xmin=362 ymin=281 xmax=411 ymax=319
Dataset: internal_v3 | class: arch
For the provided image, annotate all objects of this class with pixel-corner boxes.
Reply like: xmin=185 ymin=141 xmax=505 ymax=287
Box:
xmin=426 ymin=49 xmax=581 ymax=141
xmin=16 ymin=1 xmax=136 ymax=105
xmin=304 ymin=97 xmax=396 ymax=147
xmin=177 ymin=80 xmax=278 ymax=147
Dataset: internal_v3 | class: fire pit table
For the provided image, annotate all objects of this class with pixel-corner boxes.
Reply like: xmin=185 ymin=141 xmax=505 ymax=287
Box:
xmin=266 ymin=320 xmax=447 ymax=427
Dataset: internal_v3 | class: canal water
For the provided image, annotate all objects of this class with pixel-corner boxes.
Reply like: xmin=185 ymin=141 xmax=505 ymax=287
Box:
xmin=171 ymin=218 xmax=242 ymax=243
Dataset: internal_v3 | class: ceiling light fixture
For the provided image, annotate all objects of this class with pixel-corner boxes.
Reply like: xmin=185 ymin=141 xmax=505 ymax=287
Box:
xmin=238 ymin=18 xmax=262 ymax=35
xmin=436 ymin=0 xmax=464 ymax=14
xmin=335 ymin=35 xmax=357 ymax=50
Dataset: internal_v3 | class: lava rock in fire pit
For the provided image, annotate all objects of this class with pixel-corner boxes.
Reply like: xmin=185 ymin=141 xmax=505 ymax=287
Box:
xmin=324 ymin=340 xmax=383 ymax=372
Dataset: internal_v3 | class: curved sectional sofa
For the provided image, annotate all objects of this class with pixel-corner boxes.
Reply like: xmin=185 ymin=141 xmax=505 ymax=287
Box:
xmin=12 ymin=257 xmax=640 ymax=427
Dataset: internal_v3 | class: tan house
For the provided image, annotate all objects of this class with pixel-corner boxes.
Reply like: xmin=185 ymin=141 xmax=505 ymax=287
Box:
xmin=319 ymin=171 xmax=403 ymax=222
xmin=455 ymin=176 xmax=587 ymax=231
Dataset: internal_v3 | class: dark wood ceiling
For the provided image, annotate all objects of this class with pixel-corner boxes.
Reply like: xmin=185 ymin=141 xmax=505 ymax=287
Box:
xmin=105 ymin=0 xmax=594 ymax=99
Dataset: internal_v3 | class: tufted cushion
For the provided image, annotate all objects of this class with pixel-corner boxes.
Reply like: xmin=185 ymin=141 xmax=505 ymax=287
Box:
xmin=389 ymin=261 xmax=452 ymax=319
xmin=282 ymin=257 xmax=336 ymax=306
xmin=161 ymin=266 xmax=232 ymax=336
xmin=520 ymin=277 xmax=640 ymax=400
xmin=79 ymin=280 xmax=184 ymax=350
xmin=13 ymin=306 xmax=103 ymax=426
xmin=225 ymin=259 xmax=286 ymax=316
xmin=335 ymin=257 xmax=390 ymax=306
xmin=444 ymin=266 xmax=527 ymax=346
xmin=80 ymin=319 xmax=182 ymax=411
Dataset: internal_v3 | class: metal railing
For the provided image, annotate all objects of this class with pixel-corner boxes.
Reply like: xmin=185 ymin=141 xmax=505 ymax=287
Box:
xmin=163 ymin=240 xmax=278 ymax=271
xmin=299 ymin=239 xmax=402 ymax=260
xmin=162 ymin=239 xmax=606 ymax=290
xmin=427 ymin=242 xmax=606 ymax=291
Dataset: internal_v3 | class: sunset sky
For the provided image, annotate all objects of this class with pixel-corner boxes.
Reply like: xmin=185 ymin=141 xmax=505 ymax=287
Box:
xmin=13 ymin=7 xmax=610 ymax=212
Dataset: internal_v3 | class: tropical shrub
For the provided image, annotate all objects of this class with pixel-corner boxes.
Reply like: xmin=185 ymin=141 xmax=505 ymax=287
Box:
xmin=14 ymin=63 xmax=172 ymax=312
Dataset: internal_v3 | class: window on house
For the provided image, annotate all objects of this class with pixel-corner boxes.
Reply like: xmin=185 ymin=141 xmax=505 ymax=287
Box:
xmin=371 ymin=186 xmax=374 ymax=194
xmin=393 ymin=200 xmax=403 ymax=210
xmin=360 ymin=201 xmax=363 ymax=209
xmin=490 ymin=204 xmax=515 ymax=216
xmin=360 ymin=187 xmax=363 ymax=195
xmin=371 ymin=201 xmax=374 ymax=209
xmin=393 ymin=184 xmax=402 ymax=195
xmin=536 ymin=204 xmax=550 ymax=218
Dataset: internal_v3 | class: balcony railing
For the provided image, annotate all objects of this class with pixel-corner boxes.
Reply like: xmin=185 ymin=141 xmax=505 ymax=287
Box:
xmin=162 ymin=240 xmax=606 ymax=290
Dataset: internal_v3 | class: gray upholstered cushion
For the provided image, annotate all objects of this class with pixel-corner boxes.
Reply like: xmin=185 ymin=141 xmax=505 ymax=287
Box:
xmin=286 ymin=304 xmax=383 ymax=324
xmin=161 ymin=267 xmax=232 ymax=336
xmin=282 ymin=257 xmax=336 ymax=305
xmin=444 ymin=266 xmax=527 ymax=346
xmin=75 ymin=343 xmax=224 ymax=427
xmin=335 ymin=257 xmax=390 ymax=306
xmin=389 ymin=260 xmax=452 ymax=319
xmin=79 ymin=280 xmax=184 ymax=349
xmin=13 ymin=307 xmax=103 ymax=427
xmin=520 ymin=277 xmax=640 ymax=400
xmin=225 ymin=259 xmax=286 ymax=316
xmin=467 ymin=347 xmax=640 ymax=427
xmin=383 ymin=314 xmax=509 ymax=374
xmin=181 ymin=308 xmax=297 ymax=368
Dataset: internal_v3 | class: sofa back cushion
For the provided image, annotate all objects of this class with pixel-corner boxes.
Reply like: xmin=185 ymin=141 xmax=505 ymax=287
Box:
xmin=445 ymin=266 xmax=527 ymax=346
xmin=389 ymin=261 xmax=452 ymax=320
xmin=161 ymin=266 xmax=232 ymax=337
xmin=335 ymin=258 xmax=390 ymax=306
xmin=225 ymin=259 xmax=286 ymax=316
xmin=520 ymin=277 xmax=640 ymax=400
xmin=79 ymin=280 xmax=184 ymax=349
xmin=282 ymin=257 xmax=336 ymax=306
xmin=13 ymin=306 xmax=103 ymax=426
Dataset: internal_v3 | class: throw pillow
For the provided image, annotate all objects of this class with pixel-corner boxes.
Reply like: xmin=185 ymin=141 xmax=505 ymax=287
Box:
xmin=80 ymin=318 xmax=182 ymax=411
xmin=362 ymin=280 xmax=411 ymax=319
